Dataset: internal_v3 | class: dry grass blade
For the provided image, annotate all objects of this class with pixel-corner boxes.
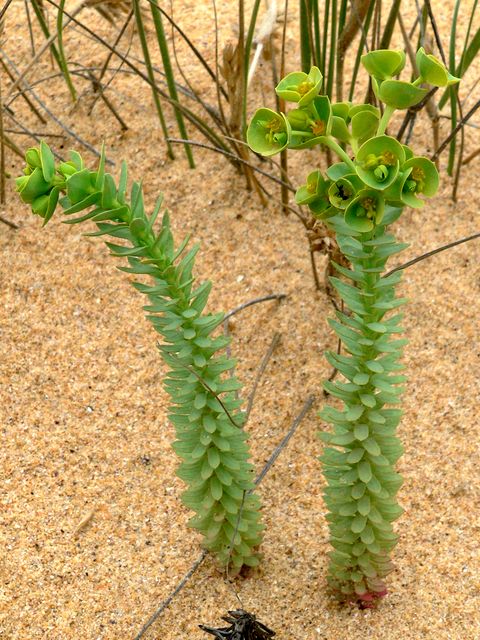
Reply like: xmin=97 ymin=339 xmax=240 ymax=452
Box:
xmin=83 ymin=0 xmax=130 ymax=23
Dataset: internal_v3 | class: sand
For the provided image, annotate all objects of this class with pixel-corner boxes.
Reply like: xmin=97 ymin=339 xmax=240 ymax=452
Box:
xmin=1 ymin=1 xmax=480 ymax=638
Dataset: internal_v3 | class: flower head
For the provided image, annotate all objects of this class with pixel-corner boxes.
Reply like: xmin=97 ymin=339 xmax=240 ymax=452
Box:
xmin=275 ymin=66 xmax=323 ymax=107
xmin=355 ymin=135 xmax=405 ymax=190
xmin=247 ymin=108 xmax=291 ymax=156
xmin=400 ymin=157 xmax=439 ymax=208
xmin=345 ymin=189 xmax=385 ymax=231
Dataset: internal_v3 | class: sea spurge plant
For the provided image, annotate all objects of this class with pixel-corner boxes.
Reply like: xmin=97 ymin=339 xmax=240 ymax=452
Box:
xmin=248 ymin=49 xmax=449 ymax=605
xmin=16 ymin=144 xmax=265 ymax=571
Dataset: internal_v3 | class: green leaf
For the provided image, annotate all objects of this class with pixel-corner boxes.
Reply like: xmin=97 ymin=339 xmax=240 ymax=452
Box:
xmin=358 ymin=461 xmax=372 ymax=483
xmin=361 ymin=49 xmax=406 ymax=80
xmin=40 ymin=141 xmax=55 ymax=182
xmin=377 ymin=80 xmax=429 ymax=109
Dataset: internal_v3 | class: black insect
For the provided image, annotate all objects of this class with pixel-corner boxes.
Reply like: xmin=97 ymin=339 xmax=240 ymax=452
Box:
xmin=199 ymin=609 xmax=276 ymax=640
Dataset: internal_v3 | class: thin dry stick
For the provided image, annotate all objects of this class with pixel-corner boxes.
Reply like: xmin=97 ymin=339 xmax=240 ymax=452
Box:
xmin=0 ymin=214 xmax=18 ymax=228
xmin=133 ymin=549 xmax=209 ymax=640
xmin=88 ymin=8 xmax=134 ymax=114
xmin=4 ymin=108 xmax=63 ymax=159
xmin=0 ymin=0 xmax=14 ymax=22
xmin=384 ymin=232 xmax=480 ymax=278
xmin=462 ymin=147 xmax=480 ymax=165
xmin=0 ymin=70 xmax=5 ymax=206
xmin=278 ymin=0 xmax=289 ymax=216
xmin=223 ymin=293 xmax=287 ymax=322
xmin=6 ymin=0 xmax=86 ymax=97
xmin=1 ymin=51 xmax=109 ymax=162
xmin=166 ymin=138 xmax=294 ymax=192
xmin=252 ymin=394 xmax=315 ymax=487
xmin=0 ymin=56 xmax=47 ymax=123
xmin=4 ymin=128 xmax=65 ymax=137
xmin=246 ymin=332 xmax=281 ymax=421
xmin=133 ymin=394 xmax=316 ymax=640
xmin=23 ymin=0 xmax=36 ymax=56
xmin=2 ymin=132 xmax=24 ymax=158
xmin=309 ymin=247 xmax=321 ymax=291
xmin=223 ymin=293 xmax=286 ymax=364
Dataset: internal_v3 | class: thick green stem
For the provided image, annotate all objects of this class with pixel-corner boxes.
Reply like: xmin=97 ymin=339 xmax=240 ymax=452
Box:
xmin=320 ymin=215 xmax=407 ymax=605
xmin=376 ymin=105 xmax=395 ymax=135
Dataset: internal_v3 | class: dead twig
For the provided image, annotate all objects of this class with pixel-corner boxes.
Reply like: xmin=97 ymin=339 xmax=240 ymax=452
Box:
xmin=223 ymin=293 xmax=287 ymax=322
xmin=245 ymin=332 xmax=281 ymax=421
xmin=385 ymin=232 xmax=480 ymax=277
xmin=0 ymin=215 xmax=19 ymax=229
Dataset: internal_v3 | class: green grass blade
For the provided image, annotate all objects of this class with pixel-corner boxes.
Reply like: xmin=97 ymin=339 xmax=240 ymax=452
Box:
xmin=348 ymin=1 xmax=376 ymax=101
xmin=312 ymin=0 xmax=321 ymax=69
xmin=149 ymin=0 xmax=195 ymax=168
xmin=242 ymin=0 xmax=262 ymax=134
xmin=30 ymin=0 xmax=76 ymax=102
xmin=326 ymin=0 xmax=337 ymax=99
xmin=321 ymin=0 xmax=330 ymax=83
xmin=133 ymin=0 xmax=174 ymax=160
xmin=300 ymin=0 xmax=313 ymax=72
xmin=379 ymin=0 xmax=401 ymax=49
xmin=56 ymin=0 xmax=77 ymax=102
xmin=447 ymin=0 xmax=462 ymax=175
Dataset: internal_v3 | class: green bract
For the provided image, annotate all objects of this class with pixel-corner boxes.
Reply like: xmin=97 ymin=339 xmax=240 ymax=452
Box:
xmin=375 ymin=79 xmax=429 ymax=109
xmin=16 ymin=144 xmax=265 ymax=572
xmin=295 ymin=170 xmax=325 ymax=204
xmin=416 ymin=47 xmax=460 ymax=87
xmin=288 ymin=96 xmax=333 ymax=149
xmin=344 ymin=188 xmax=385 ymax=231
xmin=275 ymin=66 xmax=322 ymax=106
xmin=361 ymin=49 xmax=406 ymax=80
xmin=400 ymin=157 xmax=439 ymax=208
xmin=16 ymin=167 xmax=52 ymax=204
xmin=351 ymin=109 xmax=379 ymax=146
xmin=356 ymin=135 xmax=405 ymax=191
xmin=246 ymin=108 xmax=291 ymax=156
xmin=328 ymin=175 xmax=362 ymax=210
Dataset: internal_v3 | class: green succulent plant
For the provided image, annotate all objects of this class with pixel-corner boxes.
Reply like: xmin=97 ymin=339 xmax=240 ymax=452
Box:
xmin=247 ymin=49 xmax=451 ymax=606
xmin=16 ymin=144 xmax=265 ymax=571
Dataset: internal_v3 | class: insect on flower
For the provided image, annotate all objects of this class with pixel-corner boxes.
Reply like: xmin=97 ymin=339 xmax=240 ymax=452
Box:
xmin=199 ymin=609 xmax=276 ymax=640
